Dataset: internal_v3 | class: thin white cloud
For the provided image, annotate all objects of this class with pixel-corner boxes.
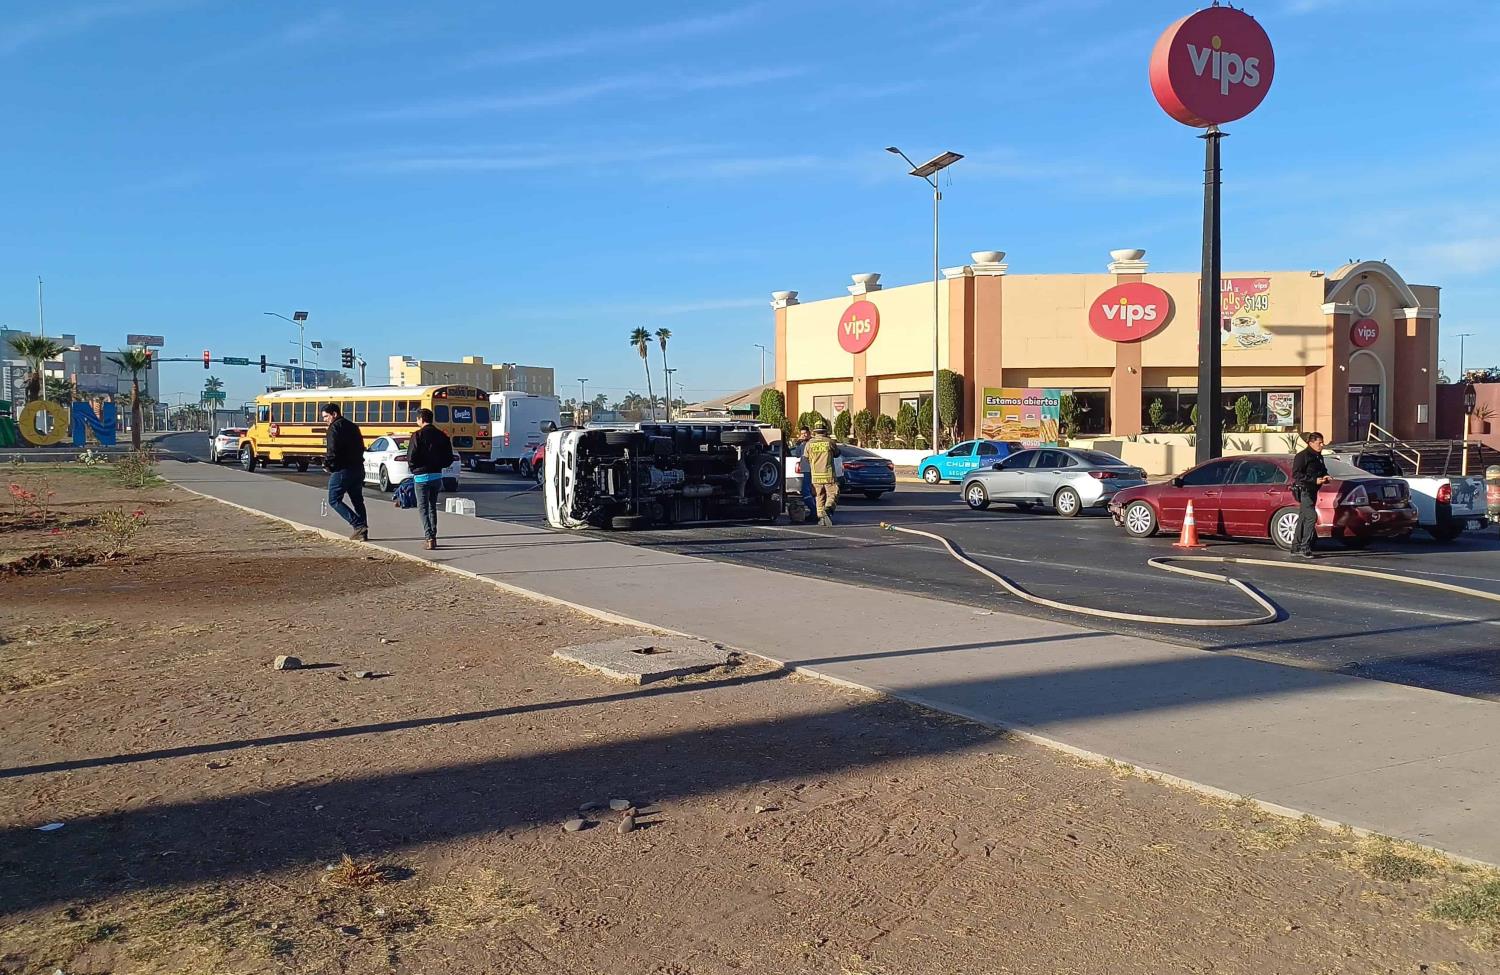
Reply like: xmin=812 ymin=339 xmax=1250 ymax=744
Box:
xmin=454 ymin=4 xmax=766 ymax=70
xmin=346 ymin=141 xmax=723 ymax=175
xmin=1412 ymin=237 xmax=1500 ymax=276
xmin=0 ymin=0 xmax=202 ymax=56
xmin=363 ymin=66 xmax=807 ymax=121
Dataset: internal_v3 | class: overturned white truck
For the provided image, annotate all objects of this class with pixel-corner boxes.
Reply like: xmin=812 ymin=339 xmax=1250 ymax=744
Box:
xmin=544 ymin=422 xmax=785 ymax=530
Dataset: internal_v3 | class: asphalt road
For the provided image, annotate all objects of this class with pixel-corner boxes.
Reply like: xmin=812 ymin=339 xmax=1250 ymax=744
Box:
xmin=166 ymin=433 xmax=1500 ymax=701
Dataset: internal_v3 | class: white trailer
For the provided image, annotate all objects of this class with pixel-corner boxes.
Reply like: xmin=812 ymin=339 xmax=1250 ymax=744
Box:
xmin=488 ymin=392 xmax=561 ymax=472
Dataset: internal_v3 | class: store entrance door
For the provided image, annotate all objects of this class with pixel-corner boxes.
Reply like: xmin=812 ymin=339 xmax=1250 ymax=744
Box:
xmin=1348 ymin=385 xmax=1380 ymax=441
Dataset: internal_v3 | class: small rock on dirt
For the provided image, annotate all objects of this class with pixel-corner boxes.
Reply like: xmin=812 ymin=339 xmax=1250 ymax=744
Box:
xmin=618 ymin=814 xmax=636 ymax=834
xmin=609 ymin=798 xmax=632 ymax=811
xmin=353 ymin=671 xmax=373 ymax=679
xmin=579 ymin=801 xmax=604 ymax=812
xmin=273 ymin=655 xmax=302 ymax=671
xmin=563 ymin=818 xmax=587 ymax=833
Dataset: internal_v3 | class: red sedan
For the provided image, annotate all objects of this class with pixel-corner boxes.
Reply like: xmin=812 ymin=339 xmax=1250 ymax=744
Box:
xmin=1108 ymin=454 xmax=1417 ymax=550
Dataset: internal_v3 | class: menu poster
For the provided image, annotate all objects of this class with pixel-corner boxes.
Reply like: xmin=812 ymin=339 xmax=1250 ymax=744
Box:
xmin=981 ymin=387 xmax=1062 ymax=447
xmin=1266 ymin=391 xmax=1296 ymax=428
xmin=1221 ymin=277 xmax=1273 ymax=350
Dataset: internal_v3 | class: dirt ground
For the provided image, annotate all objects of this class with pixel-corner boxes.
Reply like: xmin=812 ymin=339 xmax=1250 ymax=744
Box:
xmin=3 ymin=464 xmax=1499 ymax=974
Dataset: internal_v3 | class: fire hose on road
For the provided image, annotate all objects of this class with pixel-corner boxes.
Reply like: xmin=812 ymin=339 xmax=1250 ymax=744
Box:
xmin=878 ymin=522 xmax=1500 ymax=628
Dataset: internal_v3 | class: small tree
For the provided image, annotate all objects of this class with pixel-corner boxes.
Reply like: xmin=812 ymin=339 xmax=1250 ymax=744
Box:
xmin=1059 ymin=394 xmax=1080 ymax=438
xmin=875 ymin=413 xmax=896 ymax=446
xmin=107 ymin=348 xmax=154 ymax=450
xmin=796 ymin=410 xmax=826 ymax=434
xmin=937 ymin=369 xmax=963 ymax=444
xmin=833 ymin=409 xmax=852 ymax=441
xmin=1234 ymin=395 xmax=1254 ymax=432
xmin=759 ymin=388 xmax=786 ymax=431
xmin=851 ymin=408 xmax=875 ymax=446
xmin=1189 ymin=403 xmax=1199 ymax=431
xmin=8 ymin=335 xmax=68 ymax=404
xmin=916 ymin=399 xmax=934 ymax=447
xmin=1147 ymin=397 xmax=1166 ymax=431
xmin=895 ymin=403 xmax=917 ymax=446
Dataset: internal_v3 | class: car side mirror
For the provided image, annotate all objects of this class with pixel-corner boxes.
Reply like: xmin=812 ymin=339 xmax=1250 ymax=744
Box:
xmin=1172 ymin=476 xmax=1185 ymax=488
xmin=539 ymin=420 xmax=557 ymax=434
xmin=992 ymin=462 xmax=1005 ymax=471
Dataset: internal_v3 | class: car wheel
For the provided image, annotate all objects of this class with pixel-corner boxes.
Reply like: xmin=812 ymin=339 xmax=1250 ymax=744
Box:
xmin=378 ymin=465 xmax=391 ymax=493
xmin=1054 ymin=486 xmax=1082 ymax=517
xmin=964 ymin=482 xmax=990 ymax=511
xmin=1123 ymin=500 xmax=1157 ymax=538
xmin=863 ymin=491 xmax=883 ymax=501
xmin=921 ymin=466 xmax=941 ymax=484
xmin=1270 ymin=506 xmax=1300 ymax=552
xmin=240 ymin=445 xmax=258 ymax=472
xmin=534 ymin=462 xmax=545 ymax=484
xmin=1427 ymin=522 xmax=1463 ymax=543
xmin=610 ymin=514 xmax=648 ymax=530
xmin=443 ymin=477 xmax=458 ymax=493
xmin=518 ymin=458 xmax=532 ymax=478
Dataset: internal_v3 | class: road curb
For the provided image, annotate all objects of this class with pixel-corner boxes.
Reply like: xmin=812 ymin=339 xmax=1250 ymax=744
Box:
xmin=162 ymin=469 xmax=1497 ymax=870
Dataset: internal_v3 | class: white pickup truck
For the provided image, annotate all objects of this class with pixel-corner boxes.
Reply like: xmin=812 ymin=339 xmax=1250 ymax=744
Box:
xmin=1330 ymin=448 xmax=1489 ymax=542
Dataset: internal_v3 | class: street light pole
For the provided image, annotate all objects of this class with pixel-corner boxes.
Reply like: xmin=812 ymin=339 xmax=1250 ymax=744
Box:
xmin=753 ymin=343 xmax=768 ymax=386
xmin=1454 ymin=332 xmax=1473 ymax=379
xmin=887 ymin=146 xmax=963 ymax=452
xmin=664 ymin=368 xmax=677 ymax=421
xmin=578 ymin=378 xmax=589 ymax=424
xmin=264 ymin=311 xmax=310 ymax=387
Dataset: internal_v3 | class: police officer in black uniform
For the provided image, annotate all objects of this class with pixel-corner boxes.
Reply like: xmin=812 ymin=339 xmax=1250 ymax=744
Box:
xmin=1291 ymin=431 xmax=1330 ymax=557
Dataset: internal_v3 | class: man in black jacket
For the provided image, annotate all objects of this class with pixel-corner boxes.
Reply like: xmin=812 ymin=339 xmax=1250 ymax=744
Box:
xmin=1290 ymin=431 xmax=1330 ymax=558
xmin=321 ymin=402 xmax=369 ymax=541
xmin=407 ymin=408 xmax=454 ymax=550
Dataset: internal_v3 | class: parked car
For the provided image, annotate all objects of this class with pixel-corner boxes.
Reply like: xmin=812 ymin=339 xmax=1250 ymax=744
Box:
xmin=960 ymin=447 xmax=1146 ymax=517
xmin=526 ymin=440 xmax=546 ymax=483
xmin=918 ymin=440 xmax=1021 ymax=484
xmin=789 ymin=442 xmax=896 ymax=500
xmin=1108 ymin=454 xmax=1417 ymax=551
xmin=1328 ymin=447 xmax=1489 ymax=542
xmin=209 ymin=427 xmax=248 ymax=463
xmin=363 ymin=435 xmax=461 ymax=493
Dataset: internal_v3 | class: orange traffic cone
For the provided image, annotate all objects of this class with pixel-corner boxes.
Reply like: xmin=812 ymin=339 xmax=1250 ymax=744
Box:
xmin=1174 ymin=500 xmax=1206 ymax=549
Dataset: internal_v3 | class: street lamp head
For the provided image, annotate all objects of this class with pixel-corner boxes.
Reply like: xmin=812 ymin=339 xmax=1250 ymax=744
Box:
xmin=884 ymin=146 xmax=901 ymax=154
xmin=309 ymin=341 xmax=323 ymax=350
xmin=910 ymin=150 xmax=963 ymax=179
xmin=292 ymin=311 xmax=309 ymax=322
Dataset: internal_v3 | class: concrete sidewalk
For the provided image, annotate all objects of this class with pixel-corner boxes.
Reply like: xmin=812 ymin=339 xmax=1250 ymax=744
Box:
xmin=163 ymin=461 xmax=1500 ymax=864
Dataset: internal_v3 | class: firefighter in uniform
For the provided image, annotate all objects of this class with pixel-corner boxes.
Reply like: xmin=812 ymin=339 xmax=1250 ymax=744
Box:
xmin=805 ymin=420 xmax=841 ymax=526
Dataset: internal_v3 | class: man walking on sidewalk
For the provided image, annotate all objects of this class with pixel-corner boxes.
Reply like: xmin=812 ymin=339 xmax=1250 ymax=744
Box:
xmin=407 ymin=408 xmax=454 ymax=550
xmin=805 ymin=419 xmax=841 ymax=527
xmin=1291 ymin=430 xmax=1330 ymax=558
xmin=321 ymin=402 xmax=369 ymax=541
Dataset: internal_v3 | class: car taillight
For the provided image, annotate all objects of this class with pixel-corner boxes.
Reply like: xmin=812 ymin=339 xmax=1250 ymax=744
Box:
xmin=843 ymin=461 xmax=866 ymax=470
xmin=1343 ymin=484 xmax=1369 ymax=506
xmin=1437 ymin=482 xmax=1452 ymax=504
xmin=1088 ymin=470 xmax=1118 ymax=479
xmin=394 ymin=454 xmax=408 ymax=462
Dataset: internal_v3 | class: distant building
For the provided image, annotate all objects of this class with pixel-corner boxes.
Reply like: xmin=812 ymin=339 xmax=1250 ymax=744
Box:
xmin=277 ymin=366 xmax=344 ymax=389
xmin=679 ymin=384 xmax=769 ymax=418
xmin=0 ymin=330 xmax=158 ymax=406
xmin=388 ymin=355 xmax=554 ymax=396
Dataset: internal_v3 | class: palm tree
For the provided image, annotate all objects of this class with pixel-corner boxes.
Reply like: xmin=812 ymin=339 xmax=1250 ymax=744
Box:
xmin=107 ymin=348 xmax=153 ymax=449
xmin=655 ymin=328 xmax=672 ymax=421
xmin=630 ymin=327 xmax=656 ymax=420
xmin=44 ymin=376 xmax=74 ymax=405
xmin=7 ymin=334 xmax=67 ymax=404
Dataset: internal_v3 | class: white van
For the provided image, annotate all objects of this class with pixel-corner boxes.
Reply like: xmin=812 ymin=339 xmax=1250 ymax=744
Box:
xmin=488 ymin=391 xmax=561 ymax=473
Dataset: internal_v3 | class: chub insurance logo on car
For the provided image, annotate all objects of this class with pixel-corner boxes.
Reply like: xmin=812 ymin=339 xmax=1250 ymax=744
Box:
xmin=1150 ymin=6 xmax=1275 ymax=127
xmin=838 ymin=300 xmax=880 ymax=354
xmin=1088 ymin=283 xmax=1174 ymax=342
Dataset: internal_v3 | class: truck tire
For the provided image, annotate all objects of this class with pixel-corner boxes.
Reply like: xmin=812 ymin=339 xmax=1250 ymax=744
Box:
xmin=240 ymin=445 xmax=258 ymax=472
xmin=1427 ymin=522 xmax=1464 ymax=543
xmin=748 ymin=454 xmax=781 ymax=495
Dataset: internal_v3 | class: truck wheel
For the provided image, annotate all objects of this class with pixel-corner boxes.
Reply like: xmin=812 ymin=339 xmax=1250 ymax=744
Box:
xmin=296 ymin=459 xmax=309 ymax=473
xmin=610 ymin=514 xmax=648 ymax=530
xmin=748 ymin=455 xmax=781 ymax=495
xmin=240 ymin=445 xmax=258 ymax=472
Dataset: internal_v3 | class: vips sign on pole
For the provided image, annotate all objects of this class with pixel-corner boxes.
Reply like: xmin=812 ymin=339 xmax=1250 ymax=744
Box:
xmin=837 ymin=300 xmax=880 ymax=354
xmin=1149 ymin=6 xmax=1275 ymax=127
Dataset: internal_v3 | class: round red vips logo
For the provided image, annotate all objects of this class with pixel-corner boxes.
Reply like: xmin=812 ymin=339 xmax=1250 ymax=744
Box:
xmin=1150 ymin=6 xmax=1275 ymax=127
xmin=1350 ymin=318 xmax=1380 ymax=348
xmin=838 ymin=300 xmax=880 ymax=354
xmin=1088 ymin=283 xmax=1174 ymax=342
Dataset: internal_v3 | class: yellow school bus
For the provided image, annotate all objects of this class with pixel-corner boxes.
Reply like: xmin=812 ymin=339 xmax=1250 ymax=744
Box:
xmin=236 ymin=385 xmax=491 ymax=472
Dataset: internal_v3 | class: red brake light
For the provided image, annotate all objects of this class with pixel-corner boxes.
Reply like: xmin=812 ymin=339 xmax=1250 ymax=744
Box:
xmin=843 ymin=461 xmax=866 ymax=470
xmin=394 ymin=454 xmax=408 ymax=462
xmin=1088 ymin=470 xmax=1117 ymax=479
xmin=1437 ymin=482 xmax=1452 ymax=504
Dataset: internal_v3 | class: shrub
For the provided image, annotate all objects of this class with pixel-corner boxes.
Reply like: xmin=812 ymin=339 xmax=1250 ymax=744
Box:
xmin=91 ymin=507 xmax=149 ymax=555
xmin=875 ymin=413 xmax=896 ymax=447
xmin=833 ymin=409 xmax=852 ymax=441
xmin=1189 ymin=404 xmax=1199 ymax=431
xmin=795 ymin=411 xmax=826 ymax=435
xmin=851 ymin=409 xmax=876 ymax=447
xmin=1147 ymin=398 xmax=1165 ymax=431
xmin=115 ymin=446 xmax=160 ymax=489
xmin=758 ymin=388 xmax=785 ymax=430
xmin=77 ymin=448 xmax=106 ymax=467
xmin=937 ymin=369 xmax=963 ymax=443
xmin=1234 ymin=395 xmax=1254 ymax=432
xmin=895 ymin=403 xmax=917 ymax=446
xmin=916 ymin=399 xmax=934 ymax=445
xmin=1059 ymin=394 xmax=1080 ymax=437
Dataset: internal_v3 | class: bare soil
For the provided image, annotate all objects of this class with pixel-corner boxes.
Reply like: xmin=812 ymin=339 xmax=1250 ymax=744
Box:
xmin=2 ymin=467 xmax=1497 ymax=974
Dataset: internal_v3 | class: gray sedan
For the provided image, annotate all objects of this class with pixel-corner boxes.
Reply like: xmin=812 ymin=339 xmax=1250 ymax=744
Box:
xmin=959 ymin=447 xmax=1146 ymax=517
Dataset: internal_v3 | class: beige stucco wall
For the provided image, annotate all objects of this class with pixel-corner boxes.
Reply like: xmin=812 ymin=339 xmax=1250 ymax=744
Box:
xmin=997 ymin=274 xmax=1118 ymax=368
xmin=785 ymin=282 xmax=949 ymax=382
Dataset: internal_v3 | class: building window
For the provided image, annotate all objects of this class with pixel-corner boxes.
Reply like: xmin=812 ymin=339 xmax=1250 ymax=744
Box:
xmin=1065 ymin=389 xmax=1110 ymax=436
xmin=1141 ymin=388 xmax=1300 ymax=432
xmin=811 ymin=394 xmax=853 ymax=419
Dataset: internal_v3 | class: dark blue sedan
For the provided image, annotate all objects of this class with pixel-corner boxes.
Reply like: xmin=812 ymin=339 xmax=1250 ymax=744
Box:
xmin=794 ymin=443 xmax=896 ymax=509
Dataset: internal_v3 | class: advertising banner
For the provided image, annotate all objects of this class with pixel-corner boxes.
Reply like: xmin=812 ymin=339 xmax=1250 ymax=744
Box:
xmin=1266 ymin=391 xmax=1296 ymax=428
xmin=981 ymin=387 xmax=1061 ymax=447
xmin=1221 ymin=277 xmax=1273 ymax=350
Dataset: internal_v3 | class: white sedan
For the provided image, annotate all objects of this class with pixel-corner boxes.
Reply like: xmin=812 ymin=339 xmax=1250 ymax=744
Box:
xmin=363 ymin=435 xmax=461 ymax=493
xmin=209 ymin=427 xmax=247 ymax=463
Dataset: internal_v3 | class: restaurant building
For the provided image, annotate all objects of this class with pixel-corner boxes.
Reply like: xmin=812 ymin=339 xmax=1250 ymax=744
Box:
xmin=772 ymin=252 xmax=1440 ymax=445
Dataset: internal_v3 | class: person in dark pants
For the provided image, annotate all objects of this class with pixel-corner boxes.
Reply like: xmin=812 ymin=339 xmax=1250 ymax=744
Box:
xmin=1290 ymin=430 xmax=1330 ymax=558
xmin=321 ymin=402 xmax=369 ymax=541
xmin=407 ymin=408 xmax=454 ymax=550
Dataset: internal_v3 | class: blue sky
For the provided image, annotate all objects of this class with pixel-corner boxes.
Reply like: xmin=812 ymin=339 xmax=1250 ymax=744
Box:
xmin=1 ymin=0 xmax=1495 ymax=407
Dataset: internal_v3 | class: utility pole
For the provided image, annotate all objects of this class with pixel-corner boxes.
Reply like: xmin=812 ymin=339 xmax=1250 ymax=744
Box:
xmin=37 ymin=276 xmax=44 ymax=337
xmin=1454 ymin=333 xmax=1474 ymax=379
xmin=577 ymin=378 xmax=588 ymax=423
xmin=664 ymin=368 xmax=677 ymax=421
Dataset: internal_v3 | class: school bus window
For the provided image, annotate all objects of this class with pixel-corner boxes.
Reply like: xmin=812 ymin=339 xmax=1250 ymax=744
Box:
xmin=299 ymin=402 xmax=311 ymax=423
xmin=408 ymin=401 xmax=420 ymax=417
xmin=394 ymin=401 xmax=407 ymax=423
xmin=290 ymin=402 xmax=302 ymax=423
xmin=434 ymin=405 xmax=450 ymax=423
xmin=258 ymin=405 xmax=270 ymax=423
xmin=380 ymin=400 xmax=394 ymax=423
xmin=351 ymin=401 xmax=364 ymax=423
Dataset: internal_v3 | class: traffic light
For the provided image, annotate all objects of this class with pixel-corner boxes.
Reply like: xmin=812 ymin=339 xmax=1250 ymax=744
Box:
xmin=202 ymin=350 xmax=211 ymax=370
xmin=259 ymin=354 xmax=267 ymax=374
xmin=341 ymin=347 xmax=354 ymax=369
xmin=144 ymin=349 xmax=153 ymax=367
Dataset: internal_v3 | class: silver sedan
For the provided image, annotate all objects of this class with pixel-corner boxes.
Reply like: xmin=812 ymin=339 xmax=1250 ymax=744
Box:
xmin=959 ymin=447 xmax=1146 ymax=517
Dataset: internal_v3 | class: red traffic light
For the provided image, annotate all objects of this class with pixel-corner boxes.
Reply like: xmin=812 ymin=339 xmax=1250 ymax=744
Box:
xmin=202 ymin=350 xmax=211 ymax=369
